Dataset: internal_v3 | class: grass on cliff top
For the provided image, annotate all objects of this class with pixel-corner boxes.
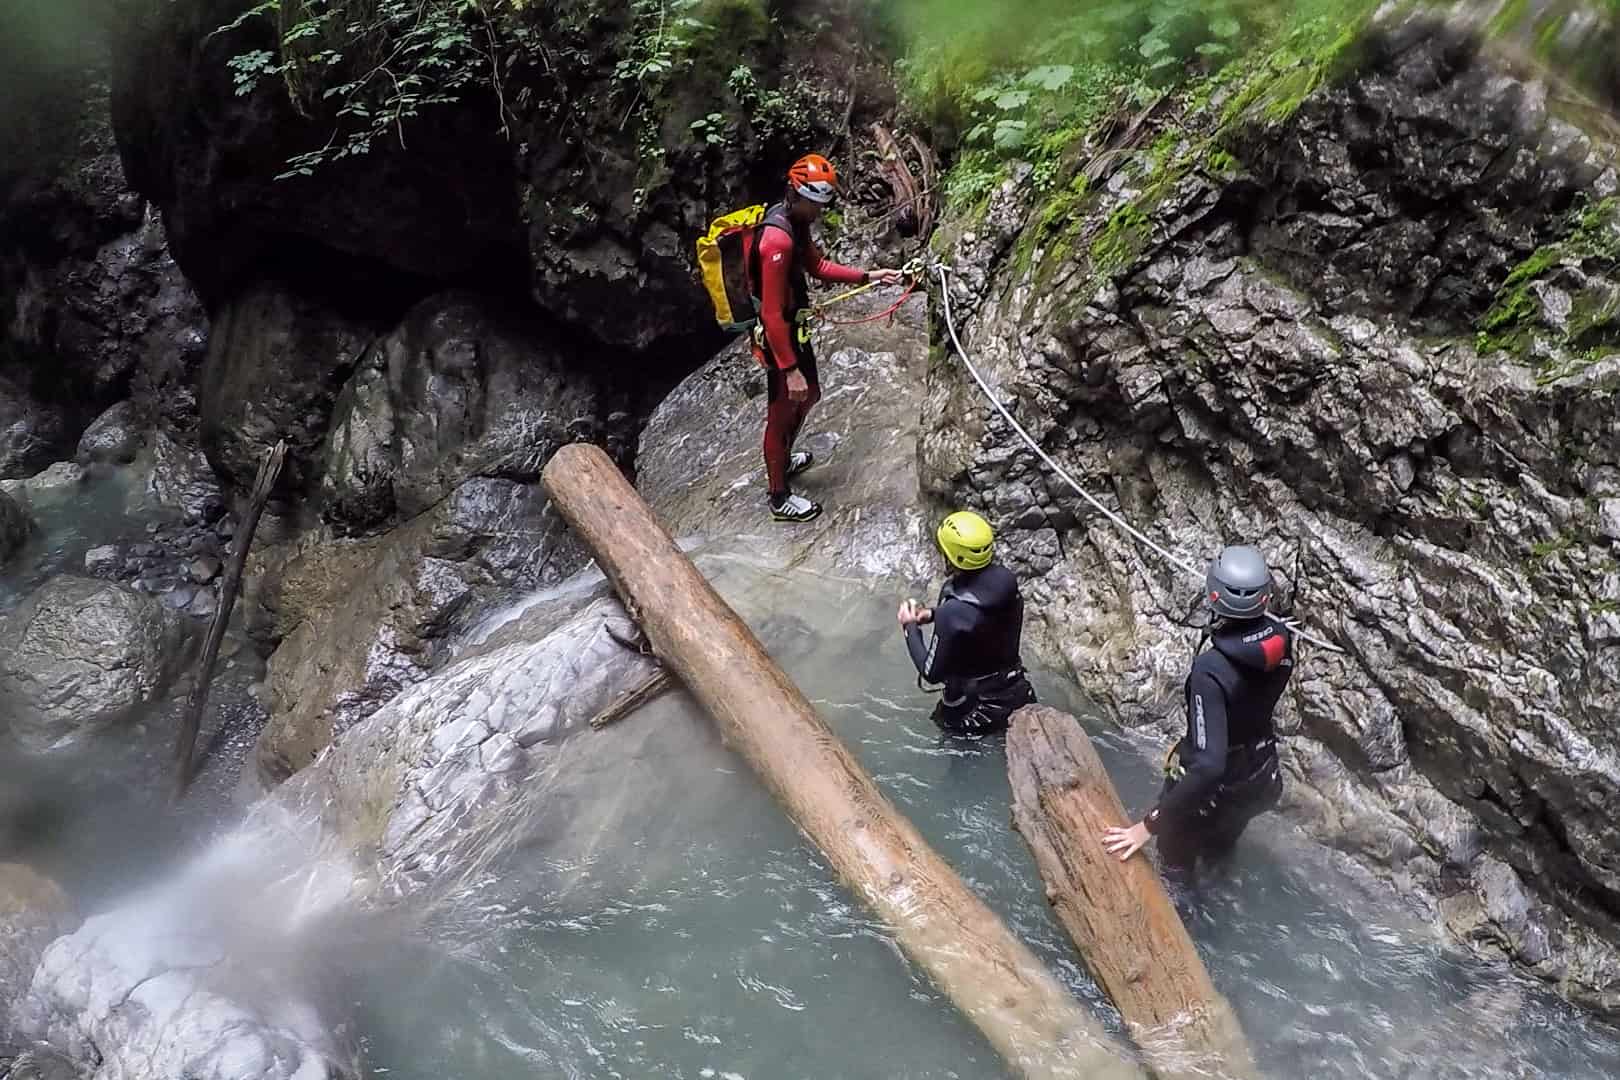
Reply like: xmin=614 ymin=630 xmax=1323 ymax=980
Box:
xmin=890 ymin=0 xmax=1387 ymax=214
xmin=896 ymin=0 xmax=1389 ymax=325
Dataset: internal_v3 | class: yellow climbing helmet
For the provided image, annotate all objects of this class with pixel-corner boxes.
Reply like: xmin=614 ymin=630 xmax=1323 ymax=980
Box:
xmin=936 ymin=510 xmax=994 ymax=571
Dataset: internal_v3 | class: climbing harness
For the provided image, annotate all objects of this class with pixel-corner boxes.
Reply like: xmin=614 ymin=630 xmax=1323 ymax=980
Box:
xmin=930 ymin=263 xmax=1344 ymax=655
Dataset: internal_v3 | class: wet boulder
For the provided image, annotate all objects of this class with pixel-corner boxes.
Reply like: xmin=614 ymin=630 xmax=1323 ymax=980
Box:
xmin=246 ymin=477 xmax=589 ymax=791
xmin=270 ymin=591 xmax=660 ymax=894
xmin=636 ymin=293 xmax=936 ymax=586
xmin=0 ymin=489 xmax=30 ymax=566
xmin=14 ymin=820 xmax=358 ymax=1080
xmin=0 ymin=376 xmax=68 ymax=482
xmin=74 ymin=400 xmax=142 ymax=465
xmin=144 ymin=430 xmax=225 ymax=523
xmin=319 ymin=291 xmax=621 ymax=534
xmin=199 ymin=281 xmax=374 ymax=499
xmin=0 ymin=578 xmax=186 ymax=751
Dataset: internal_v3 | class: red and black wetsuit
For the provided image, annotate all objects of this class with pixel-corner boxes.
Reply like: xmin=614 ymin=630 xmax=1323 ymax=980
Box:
xmin=1146 ymin=620 xmax=1294 ymax=882
xmin=745 ymin=202 xmax=867 ymax=498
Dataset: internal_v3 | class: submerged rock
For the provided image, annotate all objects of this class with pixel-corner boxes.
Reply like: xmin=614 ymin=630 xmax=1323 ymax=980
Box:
xmin=21 ymin=463 xmax=85 ymax=496
xmin=0 ymin=578 xmax=186 ymax=750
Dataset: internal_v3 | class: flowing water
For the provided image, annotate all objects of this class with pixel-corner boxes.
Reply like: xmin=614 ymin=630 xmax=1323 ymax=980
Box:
xmin=347 ymin=560 xmax=1620 ymax=1080
xmin=0 ymin=466 xmax=265 ymax=907
xmin=6 ymin=516 xmax=1620 ymax=1078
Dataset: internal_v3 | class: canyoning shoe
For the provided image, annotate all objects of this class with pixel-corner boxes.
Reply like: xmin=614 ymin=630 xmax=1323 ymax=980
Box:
xmin=770 ymin=492 xmax=823 ymax=523
xmin=788 ymin=450 xmax=816 ymax=477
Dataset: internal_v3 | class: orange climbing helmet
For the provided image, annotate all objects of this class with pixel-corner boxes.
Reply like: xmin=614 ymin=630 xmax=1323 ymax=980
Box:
xmin=788 ymin=153 xmax=840 ymax=204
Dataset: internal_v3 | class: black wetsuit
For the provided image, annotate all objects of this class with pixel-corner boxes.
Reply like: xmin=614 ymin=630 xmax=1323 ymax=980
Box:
xmin=904 ymin=563 xmax=1036 ymax=735
xmin=1146 ymin=618 xmax=1294 ymax=880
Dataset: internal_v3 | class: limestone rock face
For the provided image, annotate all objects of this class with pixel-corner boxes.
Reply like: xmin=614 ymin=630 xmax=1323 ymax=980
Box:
xmin=926 ymin=18 xmax=1620 ymax=1010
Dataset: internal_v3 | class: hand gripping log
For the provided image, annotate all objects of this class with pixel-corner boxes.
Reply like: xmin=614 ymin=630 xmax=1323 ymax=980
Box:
xmin=1007 ymin=705 xmax=1261 ymax=1080
xmin=541 ymin=443 xmax=1143 ymax=1080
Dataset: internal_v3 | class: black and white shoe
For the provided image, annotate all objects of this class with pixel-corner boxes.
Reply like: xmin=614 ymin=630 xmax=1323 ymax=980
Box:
xmin=788 ymin=450 xmax=816 ymax=477
xmin=770 ymin=492 xmax=822 ymax=523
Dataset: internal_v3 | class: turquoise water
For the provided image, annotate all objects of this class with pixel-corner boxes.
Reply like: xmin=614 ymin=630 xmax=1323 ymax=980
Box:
xmin=345 ymin=568 xmax=1620 ymax=1080
xmin=6 ymin=502 xmax=1618 ymax=1077
xmin=0 ymin=465 xmax=263 ymax=907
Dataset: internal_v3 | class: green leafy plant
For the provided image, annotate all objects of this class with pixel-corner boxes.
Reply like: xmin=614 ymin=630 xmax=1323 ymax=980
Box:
xmin=212 ymin=0 xmax=539 ymax=178
xmin=723 ymin=61 xmax=812 ymax=149
xmin=893 ymin=0 xmax=1375 ymax=213
xmin=615 ymin=0 xmax=707 ymax=86
xmin=689 ymin=111 xmax=726 ymax=145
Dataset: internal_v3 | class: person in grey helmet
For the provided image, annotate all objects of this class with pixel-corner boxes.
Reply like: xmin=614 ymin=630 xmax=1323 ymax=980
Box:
xmin=1101 ymin=545 xmax=1293 ymax=884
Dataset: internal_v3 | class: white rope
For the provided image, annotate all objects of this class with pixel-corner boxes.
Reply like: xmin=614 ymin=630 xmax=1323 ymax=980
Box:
xmin=932 ymin=265 xmax=1344 ymax=654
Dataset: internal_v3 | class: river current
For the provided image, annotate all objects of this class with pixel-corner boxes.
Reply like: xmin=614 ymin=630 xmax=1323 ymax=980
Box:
xmin=4 ymin=499 xmax=1619 ymax=1079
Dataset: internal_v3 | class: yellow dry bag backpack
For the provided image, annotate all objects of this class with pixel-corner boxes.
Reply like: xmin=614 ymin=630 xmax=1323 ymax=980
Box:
xmin=696 ymin=204 xmax=775 ymax=333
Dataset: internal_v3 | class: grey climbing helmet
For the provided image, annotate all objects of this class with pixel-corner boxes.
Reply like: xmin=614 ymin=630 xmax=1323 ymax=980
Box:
xmin=1205 ymin=545 xmax=1273 ymax=620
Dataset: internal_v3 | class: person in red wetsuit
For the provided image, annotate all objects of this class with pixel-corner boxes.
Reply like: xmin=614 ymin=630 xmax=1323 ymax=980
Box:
xmin=747 ymin=153 xmax=904 ymax=522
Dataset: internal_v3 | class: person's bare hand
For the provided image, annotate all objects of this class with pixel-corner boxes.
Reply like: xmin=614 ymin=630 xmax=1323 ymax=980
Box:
xmin=1101 ymin=821 xmax=1151 ymax=862
xmin=785 ymin=368 xmax=809 ymax=402
xmin=868 ymin=268 xmax=904 ymax=286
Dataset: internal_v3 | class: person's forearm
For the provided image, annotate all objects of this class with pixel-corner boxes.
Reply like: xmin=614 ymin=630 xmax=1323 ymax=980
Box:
xmin=905 ymin=623 xmax=931 ymax=677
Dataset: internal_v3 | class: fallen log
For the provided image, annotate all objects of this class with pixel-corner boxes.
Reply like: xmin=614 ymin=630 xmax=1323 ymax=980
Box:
xmin=1007 ymin=705 xmax=1259 ymax=1080
xmin=590 ymin=668 xmax=677 ymax=729
xmin=174 ymin=439 xmax=286 ymax=799
xmin=542 ymin=443 xmax=1142 ymax=1080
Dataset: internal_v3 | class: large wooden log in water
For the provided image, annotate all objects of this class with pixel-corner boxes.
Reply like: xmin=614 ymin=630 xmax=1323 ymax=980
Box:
xmin=1007 ymin=705 xmax=1259 ymax=1080
xmin=542 ymin=443 xmax=1142 ymax=1080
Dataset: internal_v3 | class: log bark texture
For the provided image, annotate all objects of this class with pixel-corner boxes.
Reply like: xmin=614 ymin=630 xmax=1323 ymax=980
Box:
xmin=1007 ymin=705 xmax=1259 ymax=1080
xmin=590 ymin=668 xmax=676 ymax=729
xmin=542 ymin=443 xmax=1141 ymax=1080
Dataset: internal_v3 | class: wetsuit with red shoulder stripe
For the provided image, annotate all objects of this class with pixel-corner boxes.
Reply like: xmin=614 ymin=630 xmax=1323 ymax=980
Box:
xmin=748 ymin=202 xmax=867 ymax=498
xmin=1146 ymin=619 xmax=1293 ymax=881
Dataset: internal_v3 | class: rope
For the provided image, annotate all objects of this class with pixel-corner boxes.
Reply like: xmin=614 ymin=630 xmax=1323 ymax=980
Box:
xmin=811 ymin=279 xmax=880 ymax=313
xmin=932 ymin=264 xmax=1344 ymax=655
xmin=819 ymin=278 xmax=920 ymax=327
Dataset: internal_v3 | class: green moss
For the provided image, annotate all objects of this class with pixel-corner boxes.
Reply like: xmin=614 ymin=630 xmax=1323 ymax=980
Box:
xmin=1090 ymin=202 xmax=1152 ymax=275
xmin=1206 ymin=147 xmax=1239 ymax=176
xmin=1486 ymin=0 xmax=1533 ymax=38
xmin=1217 ymin=0 xmax=1384 ymax=131
xmin=1532 ymin=11 xmax=1570 ymax=59
xmin=1530 ymin=533 xmax=1579 ymax=562
xmin=1476 ymin=196 xmax=1620 ymax=364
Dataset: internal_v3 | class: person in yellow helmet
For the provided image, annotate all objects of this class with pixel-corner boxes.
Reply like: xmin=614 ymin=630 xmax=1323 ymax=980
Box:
xmin=897 ymin=510 xmax=1036 ymax=735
